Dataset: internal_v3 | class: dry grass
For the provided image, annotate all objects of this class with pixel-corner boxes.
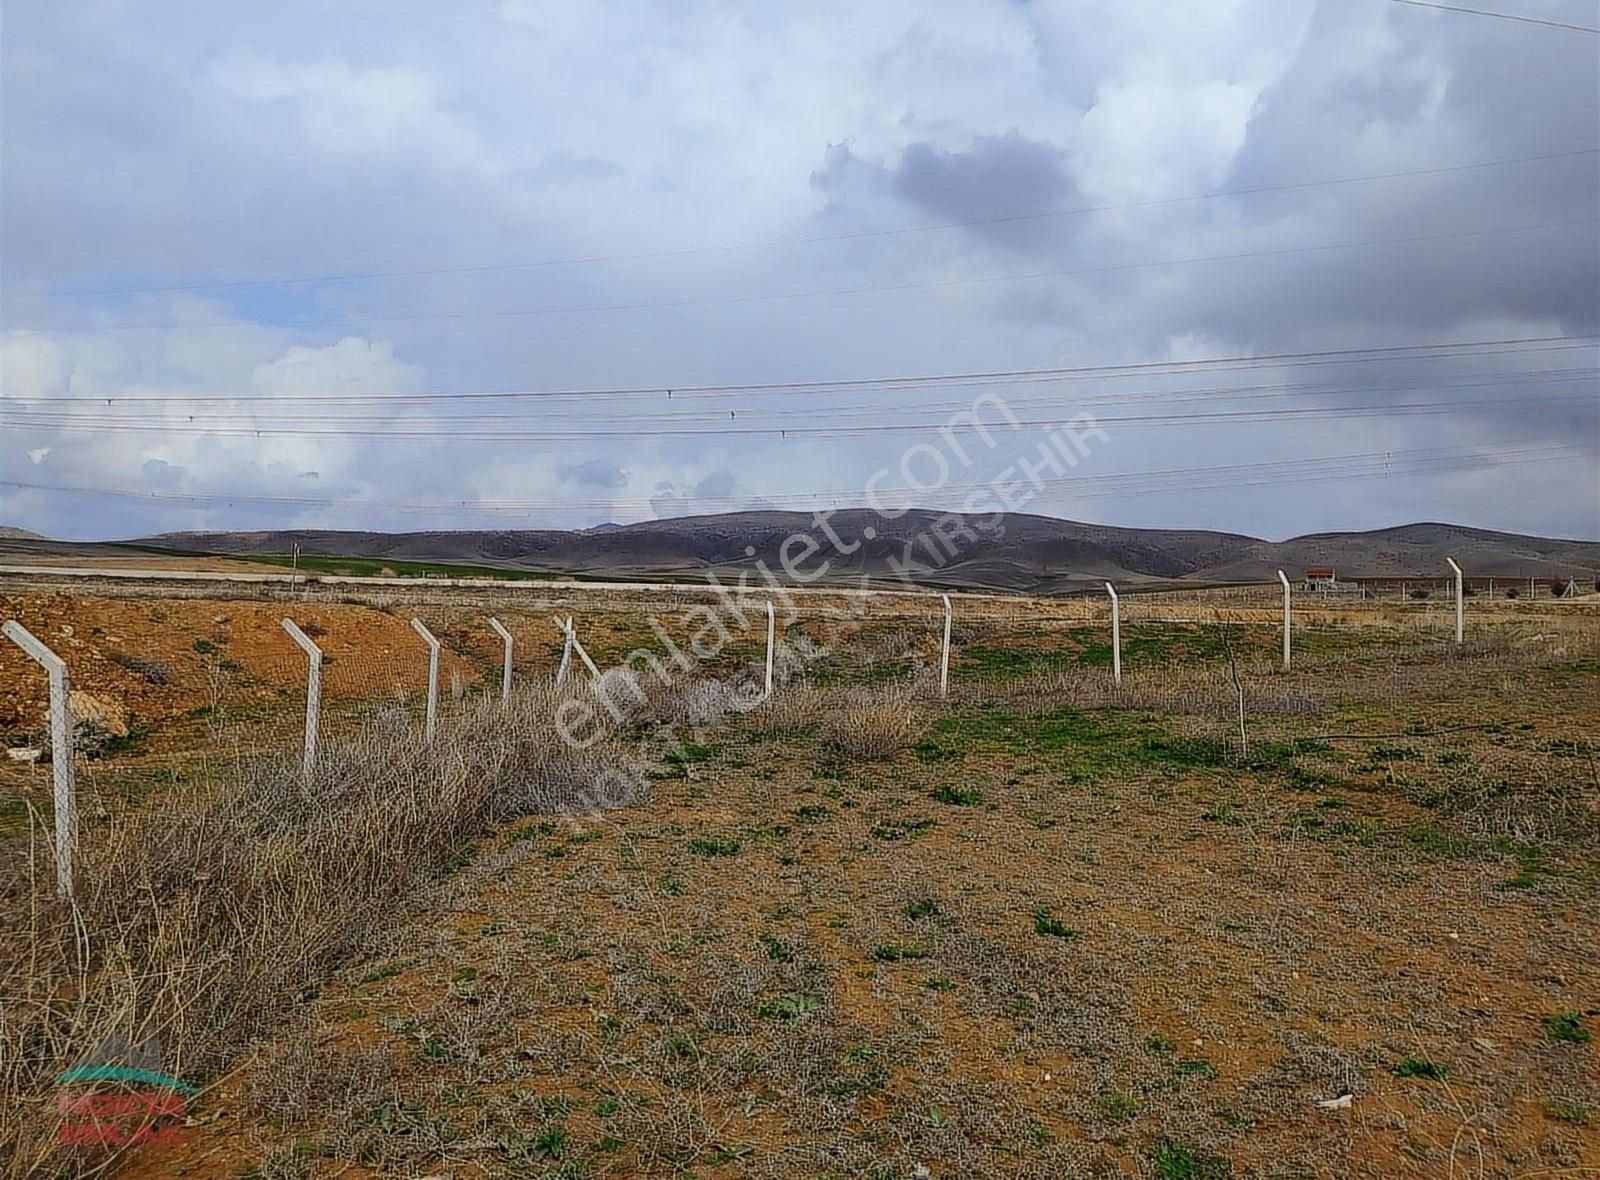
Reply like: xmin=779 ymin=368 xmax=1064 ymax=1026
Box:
xmin=818 ymin=687 xmax=925 ymax=760
xmin=0 ymin=684 xmax=630 ymax=1179
xmin=2 ymin=587 xmax=1597 ymax=1177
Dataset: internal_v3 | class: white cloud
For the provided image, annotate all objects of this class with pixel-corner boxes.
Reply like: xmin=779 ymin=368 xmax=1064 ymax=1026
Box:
xmin=1 ymin=0 xmax=1594 ymax=540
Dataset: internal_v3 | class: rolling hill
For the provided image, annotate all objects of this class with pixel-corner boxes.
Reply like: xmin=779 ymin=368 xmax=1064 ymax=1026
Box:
xmin=122 ymin=511 xmax=1600 ymax=594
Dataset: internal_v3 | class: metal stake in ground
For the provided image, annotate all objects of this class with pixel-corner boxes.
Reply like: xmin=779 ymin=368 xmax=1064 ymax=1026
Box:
xmin=411 ymin=618 xmax=441 ymax=743
xmin=1277 ymin=569 xmax=1293 ymax=672
xmin=1445 ymin=557 xmax=1464 ymax=644
xmin=488 ymin=617 xmax=514 ymax=702
xmin=1104 ymin=582 xmax=1122 ymax=685
xmin=940 ymin=593 xmax=952 ymax=698
xmin=281 ymin=619 xmax=324 ymax=780
xmin=2 ymin=621 xmax=76 ymax=898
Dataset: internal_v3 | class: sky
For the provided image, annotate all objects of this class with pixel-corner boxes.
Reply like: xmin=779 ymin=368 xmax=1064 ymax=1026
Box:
xmin=1 ymin=0 xmax=1597 ymax=542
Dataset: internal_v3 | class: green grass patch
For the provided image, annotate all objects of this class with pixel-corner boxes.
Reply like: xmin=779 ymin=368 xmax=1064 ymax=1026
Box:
xmin=226 ymin=551 xmax=539 ymax=581
xmin=662 ymin=742 xmax=716 ymax=776
xmin=1545 ymin=1098 xmax=1592 ymax=1126
xmin=1545 ymin=1012 xmax=1591 ymax=1045
xmin=1094 ymin=1090 xmax=1138 ymax=1120
xmin=758 ymin=993 xmax=824 ymax=1020
xmin=1144 ymin=1032 xmax=1177 ymax=1055
xmin=759 ymin=935 xmax=795 ymax=963
xmin=952 ymin=645 xmax=1076 ymax=680
xmin=931 ymin=782 xmax=983 ymax=806
xmin=360 ymin=961 xmax=405 ymax=985
xmin=689 ymin=835 xmax=741 ymax=857
xmin=915 ymin=706 xmax=1241 ymax=780
xmin=1393 ymin=1055 xmax=1449 ymax=1081
xmin=1152 ymin=1140 xmax=1231 ymax=1179
xmin=1032 ymin=908 xmax=1080 ymax=940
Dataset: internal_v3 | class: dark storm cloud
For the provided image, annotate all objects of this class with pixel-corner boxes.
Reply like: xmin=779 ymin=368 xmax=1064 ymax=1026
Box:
xmin=559 ymin=458 xmax=629 ymax=488
xmin=811 ymin=132 xmax=1082 ymax=253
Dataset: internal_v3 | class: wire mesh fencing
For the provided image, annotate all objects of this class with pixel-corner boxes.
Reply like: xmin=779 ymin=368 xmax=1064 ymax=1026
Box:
xmin=2 ymin=575 xmax=1596 ymax=898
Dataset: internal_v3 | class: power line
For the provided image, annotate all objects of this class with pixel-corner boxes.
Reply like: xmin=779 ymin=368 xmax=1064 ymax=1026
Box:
xmin=1372 ymin=0 xmax=1600 ymax=34
xmin=11 ymin=334 xmax=1593 ymax=406
xmin=2 ymin=442 xmax=1581 ymax=515
xmin=9 ymin=218 xmax=1594 ymax=336
xmin=6 ymin=391 xmax=1591 ymax=442
xmin=5 ymin=147 xmax=1593 ymax=304
xmin=12 ymin=369 xmax=1594 ymax=428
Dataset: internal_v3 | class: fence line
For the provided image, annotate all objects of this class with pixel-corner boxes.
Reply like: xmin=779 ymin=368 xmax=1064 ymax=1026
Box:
xmin=1 ymin=620 xmax=75 ymax=898
xmin=9 ymin=557 xmax=1596 ymax=900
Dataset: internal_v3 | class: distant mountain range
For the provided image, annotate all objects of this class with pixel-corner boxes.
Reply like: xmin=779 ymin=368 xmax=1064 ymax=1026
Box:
xmin=4 ymin=512 xmax=1596 ymax=592
xmin=109 ymin=511 xmax=1600 ymax=592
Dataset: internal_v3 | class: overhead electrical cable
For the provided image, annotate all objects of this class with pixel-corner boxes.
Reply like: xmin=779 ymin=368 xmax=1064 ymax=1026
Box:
xmin=1371 ymin=0 xmax=1600 ymax=34
xmin=11 ymin=334 xmax=1594 ymax=407
xmin=11 ymin=369 xmax=1595 ymax=428
xmin=6 ymin=392 xmax=1592 ymax=442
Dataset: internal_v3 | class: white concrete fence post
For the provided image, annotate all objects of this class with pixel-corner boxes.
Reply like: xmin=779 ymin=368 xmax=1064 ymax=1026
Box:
xmin=1277 ymin=569 xmax=1292 ymax=672
xmin=1104 ymin=582 xmax=1122 ymax=686
xmin=763 ymin=601 xmax=776 ymax=701
xmin=410 ymin=618 xmax=441 ymax=743
xmin=939 ymin=593 xmax=952 ymax=699
xmin=280 ymin=620 xmax=323 ymax=780
xmin=1445 ymin=557 xmax=1464 ymax=644
xmin=488 ymin=617 xmax=514 ymax=703
xmin=2 ymin=621 xmax=76 ymax=898
xmin=555 ymin=617 xmax=573 ymax=685
xmin=555 ymin=616 xmax=601 ymax=684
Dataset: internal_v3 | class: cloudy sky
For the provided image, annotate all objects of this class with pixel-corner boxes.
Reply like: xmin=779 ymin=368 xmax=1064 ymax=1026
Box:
xmin=2 ymin=0 xmax=1596 ymax=542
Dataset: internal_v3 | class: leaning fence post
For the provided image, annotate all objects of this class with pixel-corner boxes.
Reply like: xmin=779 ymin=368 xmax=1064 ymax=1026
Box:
xmin=567 ymin=618 xmax=602 ymax=679
xmin=1276 ymin=570 xmax=1292 ymax=672
xmin=764 ymin=601 xmax=776 ymax=701
xmin=1104 ymin=582 xmax=1122 ymax=685
xmin=555 ymin=616 xmax=600 ymax=683
xmin=280 ymin=620 xmax=323 ymax=780
xmin=1445 ymin=557 xmax=1464 ymax=644
xmin=2 ymin=621 xmax=75 ymax=898
xmin=488 ymin=617 xmax=513 ymax=702
xmin=410 ymin=618 xmax=441 ymax=743
xmin=939 ymin=593 xmax=952 ymax=698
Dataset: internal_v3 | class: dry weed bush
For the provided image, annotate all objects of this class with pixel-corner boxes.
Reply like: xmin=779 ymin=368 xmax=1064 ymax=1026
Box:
xmin=243 ymin=1038 xmax=396 ymax=1124
xmin=819 ymin=686 xmax=925 ymax=760
xmin=747 ymin=684 xmax=827 ymax=737
xmin=0 ymin=683 xmax=634 ymax=1179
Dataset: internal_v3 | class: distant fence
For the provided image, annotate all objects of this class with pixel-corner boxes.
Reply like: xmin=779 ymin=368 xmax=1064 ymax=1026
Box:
xmin=4 ymin=558 xmax=1594 ymax=899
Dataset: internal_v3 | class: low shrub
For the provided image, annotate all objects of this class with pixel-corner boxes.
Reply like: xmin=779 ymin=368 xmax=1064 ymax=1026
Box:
xmin=0 ymin=685 xmax=633 ymax=1177
xmin=820 ymin=688 xmax=923 ymax=760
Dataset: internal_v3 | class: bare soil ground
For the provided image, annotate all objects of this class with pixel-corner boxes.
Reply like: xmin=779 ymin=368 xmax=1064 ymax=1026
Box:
xmin=2 ymin=583 xmax=1596 ymax=1178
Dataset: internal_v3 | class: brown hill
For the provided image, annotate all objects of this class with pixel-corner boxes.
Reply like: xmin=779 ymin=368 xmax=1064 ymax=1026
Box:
xmin=130 ymin=512 xmax=1600 ymax=593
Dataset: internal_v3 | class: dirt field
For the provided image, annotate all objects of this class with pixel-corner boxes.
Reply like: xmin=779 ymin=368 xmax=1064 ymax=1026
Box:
xmin=2 ymin=579 xmax=1597 ymax=1178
